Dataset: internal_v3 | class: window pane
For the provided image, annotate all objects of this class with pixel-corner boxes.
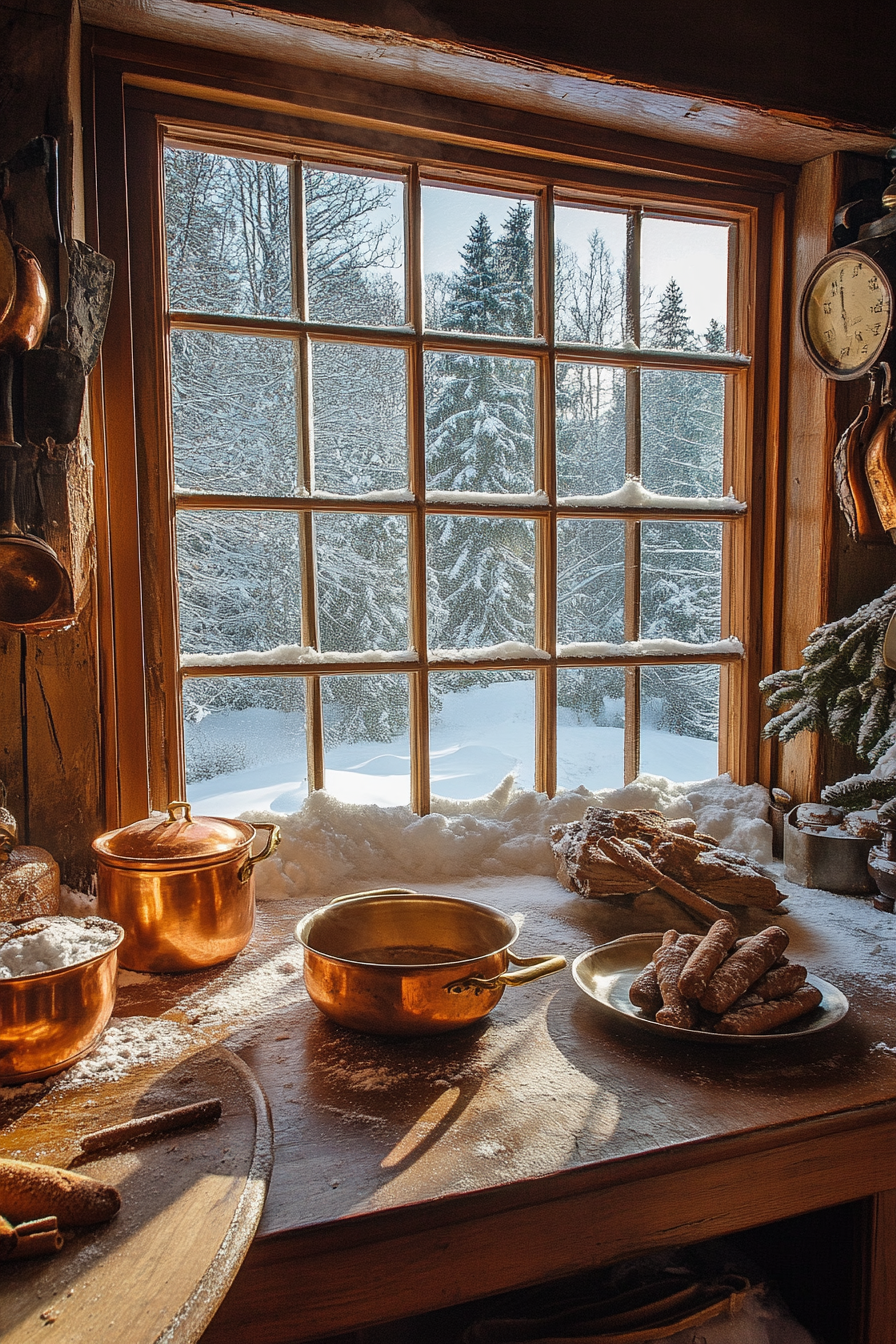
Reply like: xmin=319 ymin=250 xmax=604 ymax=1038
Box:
xmin=171 ymin=331 xmax=299 ymax=496
xmin=311 ymin=342 xmax=408 ymax=494
xmin=641 ymin=521 xmax=723 ymax=645
xmin=322 ymin=674 xmax=410 ymax=806
xmin=423 ymin=185 xmax=534 ymax=337
xmin=556 ymin=362 xmax=626 ymax=496
xmin=427 ymin=516 xmax=536 ymax=650
xmin=554 ymin=204 xmax=626 ymax=345
xmin=641 ymin=369 xmax=725 ymax=498
xmin=557 ymin=667 xmax=624 ymax=791
xmin=164 ymin=148 xmax=292 ymax=318
xmin=557 ymin=520 xmax=625 ymax=644
xmin=315 ymin=513 xmax=409 ymax=652
xmin=641 ymin=217 xmax=729 ymax=352
xmin=430 ymin=670 xmax=534 ymax=799
xmin=305 ymin=165 xmax=405 ymax=326
xmin=424 ymin=352 xmax=535 ymax=493
xmin=184 ymin=677 xmax=306 ymax=809
xmin=640 ymin=664 xmax=719 ymax=780
xmin=176 ymin=511 xmax=302 ymax=655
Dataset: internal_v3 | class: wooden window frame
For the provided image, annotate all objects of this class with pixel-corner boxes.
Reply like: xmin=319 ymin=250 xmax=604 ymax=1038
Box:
xmin=86 ymin=36 xmax=785 ymax=826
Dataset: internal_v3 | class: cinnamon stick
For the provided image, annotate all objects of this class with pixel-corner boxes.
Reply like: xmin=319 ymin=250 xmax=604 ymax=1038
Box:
xmin=596 ymin=836 xmax=727 ymax=926
xmin=78 ymin=1097 xmax=222 ymax=1155
xmin=11 ymin=1227 xmax=63 ymax=1258
xmin=0 ymin=1214 xmax=16 ymax=1260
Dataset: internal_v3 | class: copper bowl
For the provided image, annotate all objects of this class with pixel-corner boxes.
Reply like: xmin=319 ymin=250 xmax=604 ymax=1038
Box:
xmin=295 ymin=887 xmax=567 ymax=1036
xmin=0 ymin=917 xmax=123 ymax=1084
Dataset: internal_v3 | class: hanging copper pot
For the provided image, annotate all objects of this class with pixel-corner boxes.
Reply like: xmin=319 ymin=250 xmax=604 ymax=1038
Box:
xmin=0 ymin=242 xmax=49 ymax=357
xmin=864 ymin=363 xmax=896 ymax=540
xmin=0 ymin=233 xmax=15 ymax=328
xmin=833 ymin=366 xmax=887 ymax=542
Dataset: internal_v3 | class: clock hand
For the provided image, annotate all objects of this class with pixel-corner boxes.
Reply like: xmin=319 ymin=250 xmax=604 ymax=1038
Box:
xmin=841 ymin=283 xmax=848 ymax=333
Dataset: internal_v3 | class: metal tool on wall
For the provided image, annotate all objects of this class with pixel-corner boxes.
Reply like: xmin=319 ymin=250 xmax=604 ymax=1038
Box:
xmin=0 ymin=136 xmax=112 ymax=630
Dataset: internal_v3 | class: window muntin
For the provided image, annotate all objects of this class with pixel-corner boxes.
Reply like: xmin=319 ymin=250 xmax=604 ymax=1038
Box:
xmin=164 ymin=143 xmax=749 ymax=810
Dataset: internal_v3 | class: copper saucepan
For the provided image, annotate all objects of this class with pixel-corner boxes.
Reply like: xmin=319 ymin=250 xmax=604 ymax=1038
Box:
xmin=295 ymin=887 xmax=568 ymax=1036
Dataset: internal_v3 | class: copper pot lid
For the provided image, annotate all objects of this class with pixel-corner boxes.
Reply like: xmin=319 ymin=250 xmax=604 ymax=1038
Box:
xmin=93 ymin=800 xmax=253 ymax=865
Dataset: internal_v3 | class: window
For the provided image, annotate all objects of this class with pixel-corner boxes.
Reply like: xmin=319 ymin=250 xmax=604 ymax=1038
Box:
xmin=97 ymin=79 xmax=771 ymax=822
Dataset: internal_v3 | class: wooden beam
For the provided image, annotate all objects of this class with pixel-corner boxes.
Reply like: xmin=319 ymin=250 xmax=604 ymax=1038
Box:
xmin=775 ymin=155 xmax=841 ymax=803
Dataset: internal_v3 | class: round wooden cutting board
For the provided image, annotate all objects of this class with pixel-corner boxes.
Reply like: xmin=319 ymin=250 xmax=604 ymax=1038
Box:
xmin=0 ymin=1017 xmax=272 ymax=1344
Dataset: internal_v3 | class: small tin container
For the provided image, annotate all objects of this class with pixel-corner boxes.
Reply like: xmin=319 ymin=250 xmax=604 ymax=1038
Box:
xmin=783 ymin=807 xmax=876 ymax=894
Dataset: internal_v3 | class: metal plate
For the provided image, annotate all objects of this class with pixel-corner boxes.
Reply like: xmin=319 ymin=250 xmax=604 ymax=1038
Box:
xmin=572 ymin=933 xmax=849 ymax=1045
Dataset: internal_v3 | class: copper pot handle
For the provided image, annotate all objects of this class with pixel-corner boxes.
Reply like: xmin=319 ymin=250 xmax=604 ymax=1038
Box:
xmin=238 ymin=823 xmax=281 ymax=882
xmin=166 ymin=800 xmax=193 ymax=824
xmin=447 ymin=951 xmax=567 ymax=993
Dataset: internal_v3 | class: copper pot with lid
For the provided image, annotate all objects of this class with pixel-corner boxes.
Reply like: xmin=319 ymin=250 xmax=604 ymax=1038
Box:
xmin=93 ymin=800 xmax=281 ymax=972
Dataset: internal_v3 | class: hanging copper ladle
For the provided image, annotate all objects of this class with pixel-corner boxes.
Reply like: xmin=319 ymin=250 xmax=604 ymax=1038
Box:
xmin=0 ymin=243 xmax=69 ymax=625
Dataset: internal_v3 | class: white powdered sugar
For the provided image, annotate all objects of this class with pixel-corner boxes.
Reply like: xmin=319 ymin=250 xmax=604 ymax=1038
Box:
xmin=49 ymin=1017 xmax=198 ymax=1089
xmin=0 ymin=916 xmax=120 ymax=979
xmin=243 ymin=772 xmax=773 ymax=900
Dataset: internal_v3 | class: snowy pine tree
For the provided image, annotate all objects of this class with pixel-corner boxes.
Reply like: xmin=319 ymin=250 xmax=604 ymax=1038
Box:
xmin=426 ymin=209 xmax=535 ymax=659
xmin=638 ymin=284 xmax=725 ymax=739
xmin=495 ymin=201 xmax=534 ymax=337
xmin=650 ymin=277 xmax=697 ymax=351
xmin=761 ymin=583 xmax=896 ymax=791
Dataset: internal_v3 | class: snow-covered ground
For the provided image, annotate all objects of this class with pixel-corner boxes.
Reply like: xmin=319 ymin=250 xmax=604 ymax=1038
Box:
xmin=188 ymin=678 xmax=719 ymax=816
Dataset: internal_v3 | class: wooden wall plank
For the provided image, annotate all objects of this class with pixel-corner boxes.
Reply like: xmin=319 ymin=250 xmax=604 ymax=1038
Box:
xmin=776 ymin=155 xmax=840 ymax=802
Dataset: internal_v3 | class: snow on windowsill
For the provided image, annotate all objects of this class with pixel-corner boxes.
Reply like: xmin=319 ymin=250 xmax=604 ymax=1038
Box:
xmin=426 ymin=490 xmax=550 ymax=507
xmin=431 ymin=641 xmax=551 ymax=664
xmin=242 ymin=772 xmax=776 ymax=901
xmin=181 ymin=646 xmax=417 ymax=668
xmin=173 ymin=487 xmax=416 ymax=504
xmin=559 ymin=477 xmax=746 ymax=513
xmin=559 ymin=637 xmax=745 ymax=659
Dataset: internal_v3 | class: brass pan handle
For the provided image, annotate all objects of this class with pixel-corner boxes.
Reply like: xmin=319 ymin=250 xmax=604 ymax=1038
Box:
xmin=238 ymin=823 xmax=281 ymax=883
xmin=447 ymin=950 xmax=567 ymax=993
xmin=166 ymin=800 xmax=193 ymax=824
xmin=327 ymin=887 xmax=419 ymax=906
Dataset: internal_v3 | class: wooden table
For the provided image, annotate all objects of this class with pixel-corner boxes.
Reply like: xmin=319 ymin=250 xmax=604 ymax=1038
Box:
xmin=113 ymin=875 xmax=896 ymax=1344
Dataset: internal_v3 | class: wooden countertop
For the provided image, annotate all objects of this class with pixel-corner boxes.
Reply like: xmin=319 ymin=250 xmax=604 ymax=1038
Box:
xmin=112 ymin=874 xmax=896 ymax=1342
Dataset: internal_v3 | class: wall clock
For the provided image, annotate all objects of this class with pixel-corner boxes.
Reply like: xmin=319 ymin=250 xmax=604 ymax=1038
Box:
xmin=800 ymin=245 xmax=893 ymax=381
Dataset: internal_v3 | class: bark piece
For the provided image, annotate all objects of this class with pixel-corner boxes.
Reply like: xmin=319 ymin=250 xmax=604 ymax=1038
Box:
xmin=551 ymin=807 xmax=782 ymax=909
xmin=597 ymin=836 xmax=727 ymax=926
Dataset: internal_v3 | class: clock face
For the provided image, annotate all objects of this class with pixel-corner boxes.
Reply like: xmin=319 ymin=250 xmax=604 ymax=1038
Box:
xmin=802 ymin=251 xmax=893 ymax=379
